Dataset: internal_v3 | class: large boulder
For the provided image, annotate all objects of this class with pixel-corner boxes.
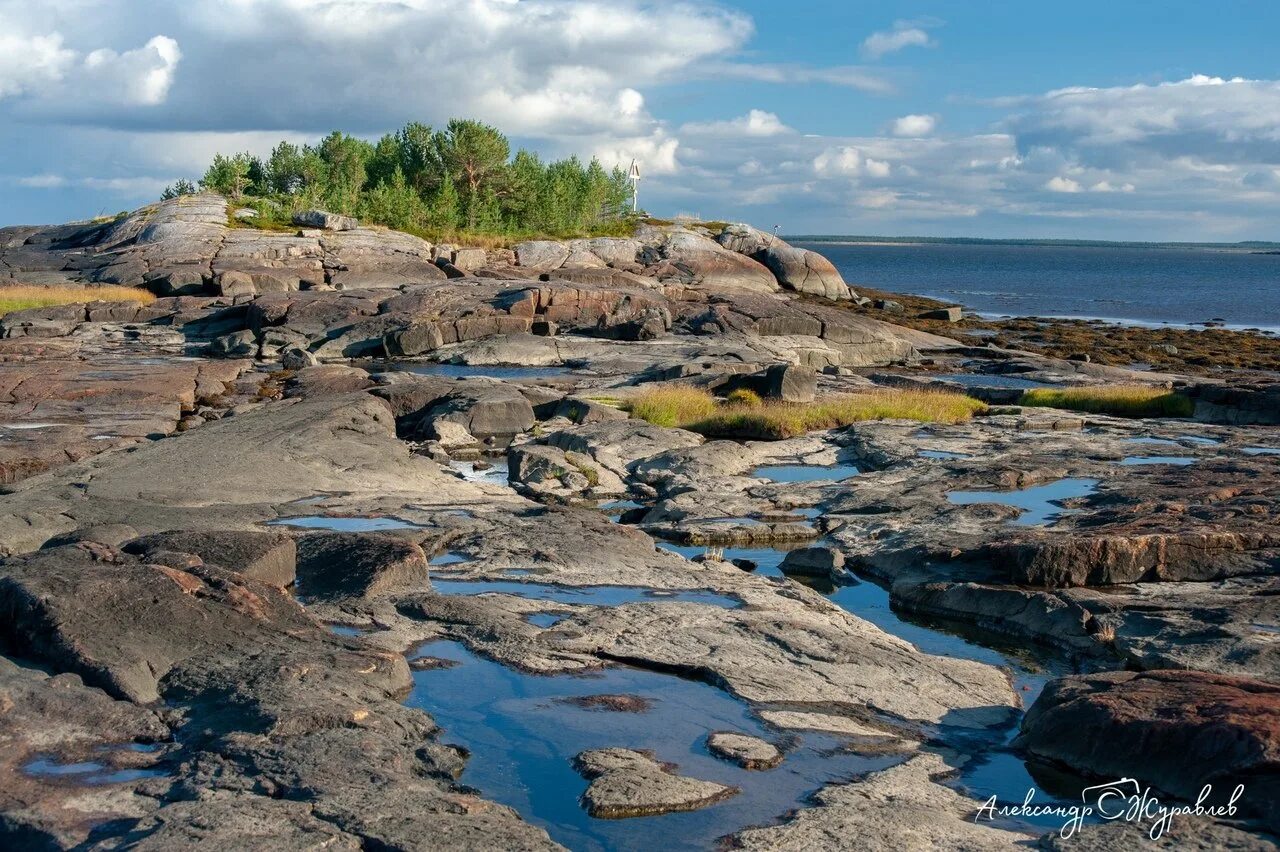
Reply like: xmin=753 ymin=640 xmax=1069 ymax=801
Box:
xmin=419 ymin=383 xmax=537 ymax=439
xmin=124 ymin=529 xmax=297 ymax=588
xmin=291 ymin=209 xmax=358 ymax=231
xmin=295 ymin=532 xmax=430 ymax=600
xmin=1017 ymin=670 xmax=1280 ymax=831
xmin=758 ymin=245 xmax=852 ymax=300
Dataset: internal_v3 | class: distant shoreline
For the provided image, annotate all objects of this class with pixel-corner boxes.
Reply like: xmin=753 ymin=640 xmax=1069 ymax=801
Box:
xmin=787 ymin=235 xmax=1280 ymax=252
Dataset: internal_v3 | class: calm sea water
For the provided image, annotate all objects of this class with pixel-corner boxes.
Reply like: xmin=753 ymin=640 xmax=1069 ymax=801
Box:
xmin=794 ymin=241 xmax=1280 ymax=331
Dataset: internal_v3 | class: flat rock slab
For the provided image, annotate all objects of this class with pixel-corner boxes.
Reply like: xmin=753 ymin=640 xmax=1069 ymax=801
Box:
xmin=706 ymin=731 xmax=783 ymax=770
xmin=574 ymin=748 xmax=738 ymax=818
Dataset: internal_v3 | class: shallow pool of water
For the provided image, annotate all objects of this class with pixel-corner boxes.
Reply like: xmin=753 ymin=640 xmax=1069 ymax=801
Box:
xmin=431 ymin=579 xmax=740 ymax=609
xmin=266 ymin=515 xmax=423 ymax=532
xmin=752 ymin=463 xmax=859 ymax=483
xmin=405 ymin=639 xmax=901 ymax=851
xmin=1118 ymin=456 xmax=1195 ymax=466
xmin=1244 ymin=447 xmax=1280 ymax=456
xmin=23 ymin=754 xmax=167 ymax=786
xmin=430 ymin=552 xmax=470 ymax=566
xmin=946 ymin=478 xmax=1099 ymax=526
xmin=388 ymin=362 xmax=572 ymax=380
xmin=450 ymin=457 xmax=512 ymax=486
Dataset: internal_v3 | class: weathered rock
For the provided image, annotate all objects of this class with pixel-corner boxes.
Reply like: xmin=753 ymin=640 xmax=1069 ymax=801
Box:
xmin=421 ymin=384 xmax=537 ymax=439
xmin=1017 ymin=670 xmax=1280 ymax=832
xmin=124 ymin=529 xmax=297 ymax=588
xmin=732 ymin=753 xmax=1034 ymax=850
xmin=573 ymin=748 xmax=738 ymax=818
xmin=706 ymin=732 xmax=783 ymax=770
xmin=758 ymin=245 xmax=851 ymax=300
xmin=919 ymin=306 xmax=963 ymax=322
xmin=779 ymin=546 xmax=846 ymax=581
xmin=292 ymin=209 xmax=358 ymax=231
xmin=295 ymin=532 xmax=430 ymax=600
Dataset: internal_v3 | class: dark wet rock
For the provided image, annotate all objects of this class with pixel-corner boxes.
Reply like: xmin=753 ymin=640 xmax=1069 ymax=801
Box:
xmin=1017 ymin=670 xmax=1280 ymax=832
xmin=919 ymin=306 xmax=963 ymax=322
xmin=296 ymin=532 xmax=430 ymax=600
xmin=732 ymin=753 xmax=1033 ymax=850
xmin=573 ymin=748 xmax=738 ymax=818
xmin=1183 ymin=382 xmax=1280 ymax=426
xmin=124 ymin=529 xmax=297 ymax=588
xmin=706 ymin=731 xmax=782 ymax=770
xmin=408 ymin=656 xmax=461 ymax=672
xmin=560 ymin=694 xmax=653 ymax=713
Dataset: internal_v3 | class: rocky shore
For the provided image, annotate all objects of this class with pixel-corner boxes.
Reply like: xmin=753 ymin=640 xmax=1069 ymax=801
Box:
xmin=1 ymin=194 xmax=1277 ymax=850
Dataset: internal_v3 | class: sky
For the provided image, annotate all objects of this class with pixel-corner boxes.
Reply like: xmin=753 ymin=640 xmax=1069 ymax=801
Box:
xmin=2 ymin=0 xmax=1279 ymax=240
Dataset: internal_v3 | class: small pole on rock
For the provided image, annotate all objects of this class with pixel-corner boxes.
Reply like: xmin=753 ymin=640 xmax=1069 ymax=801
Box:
xmin=628 ymin=160 xmax=641 ymax=213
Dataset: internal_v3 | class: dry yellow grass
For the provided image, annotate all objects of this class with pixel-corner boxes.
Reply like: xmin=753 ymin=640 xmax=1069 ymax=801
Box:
xmin=0 ymin=285 xmax=155 ymax=316
xmin=1019 ymin=385 xmax=1193 ymax=418
xmin=628 ymin=384 xmax=985 ymax=439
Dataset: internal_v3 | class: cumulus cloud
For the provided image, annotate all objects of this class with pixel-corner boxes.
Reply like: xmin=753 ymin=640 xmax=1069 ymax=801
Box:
xmin=891 ymin=114 xmax=937 ymax=137
xmin=683 ymin=110 xmax=792 ymax=137
xmin=1045 ymin=176 xmax=1082 ymax=193
xmin=861 ymin=19 xmax=940 ymax=60
xmin=812 ymin=146 xmax=890 ymax=178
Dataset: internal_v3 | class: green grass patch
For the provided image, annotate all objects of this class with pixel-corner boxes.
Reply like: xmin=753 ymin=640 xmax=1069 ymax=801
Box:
xmin=0 ymin=285 xmax=155 ymax=317
xmin=627 ymin=384 xmax=985 ymax=439
xmin=1018 ymin=386 xmax=1193 ymax=418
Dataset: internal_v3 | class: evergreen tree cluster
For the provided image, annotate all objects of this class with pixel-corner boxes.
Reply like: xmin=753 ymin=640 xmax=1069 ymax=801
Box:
xmin=162 ymin=119 xmax=634 ymax=237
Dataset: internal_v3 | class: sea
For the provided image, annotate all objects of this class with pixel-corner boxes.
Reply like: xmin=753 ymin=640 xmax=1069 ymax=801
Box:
xmin=792 ymin=240 xmax=1280 ymax=332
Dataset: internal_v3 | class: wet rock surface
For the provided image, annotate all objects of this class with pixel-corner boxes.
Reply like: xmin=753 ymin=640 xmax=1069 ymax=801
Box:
xmin=1 ymin=196 xmax=1277 ymax=850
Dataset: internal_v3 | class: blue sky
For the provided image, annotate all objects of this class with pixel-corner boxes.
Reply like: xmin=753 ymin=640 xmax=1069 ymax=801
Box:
xmin=2 ymin=0 xmax=1279 ymax=240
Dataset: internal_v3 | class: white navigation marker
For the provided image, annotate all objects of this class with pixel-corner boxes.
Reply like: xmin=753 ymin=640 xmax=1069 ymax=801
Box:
xmin=628 ymin=159 xmax=641 ymax=213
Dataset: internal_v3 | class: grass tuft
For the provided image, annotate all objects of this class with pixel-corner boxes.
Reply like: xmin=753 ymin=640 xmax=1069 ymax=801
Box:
xmin=627 ymin=384 xmax=718 ymax=427
xmin=0 ymin=285 xmax=155 ymax=317
xmin=628 ymin=384 xmax=985 ymax=439
xmin=726 ymin=388 xmax=763 ymax=407
xmin=1019 ymin=386 xmax=1193 ymax=418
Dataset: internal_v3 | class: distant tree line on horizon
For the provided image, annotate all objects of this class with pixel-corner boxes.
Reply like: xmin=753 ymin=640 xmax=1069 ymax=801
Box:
xmin=161 ymin=119 xmax=635 ymax=238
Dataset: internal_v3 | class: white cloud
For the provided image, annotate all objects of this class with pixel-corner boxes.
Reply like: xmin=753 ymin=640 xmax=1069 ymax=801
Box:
xmin=891 ymin=114 xmax=937 ymax=137
xmin=1045 ymin=176 xmax=1083 ymax=192
xmin=861 ymin=19 xmax=939 ymax=60
xmin=17 ymin=173 xmax=68 ymax=188
xmin=683 ymin=110 xmax=792 ymax=137
xmin=1090 ymin=180 xmax=1135 ymax=193
xmin=812 ymin=146 xmax=890 ymax=178
xmin=708 ymin=62 xmax=893 ymax=94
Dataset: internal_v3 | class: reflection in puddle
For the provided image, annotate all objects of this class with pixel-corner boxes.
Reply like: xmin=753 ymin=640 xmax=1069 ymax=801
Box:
xmin=752 ymin=463 xmax=859 ymax=483
xmin=1244 ymin=447 xmax=1280 ymax=456
xmin=405 ymin=640 xmax=900 ymax=852
xmin=431 ymin=579 xmax=740 ymax=609
xmin=946 ymin=478 xmax=1099 ymax=526
xmin=267 ymin=515 xmax=423 ymax=532
xmin=327 ymin=624 xmax=364 ymax=637
xmin=1177 ymin=435 xmax=1221 ymax=445
xmin=23 ymin=753 xmax=167 ymax=786
xmin=430 ymin=552 xmax=469 ymax=566
xmin=525 ymin=613 xmax=567 ymax=628
xmin=1118 ymin=456 xmax=1195 ymax=466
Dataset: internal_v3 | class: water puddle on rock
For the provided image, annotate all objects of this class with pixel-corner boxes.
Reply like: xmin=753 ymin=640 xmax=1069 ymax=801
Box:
xmin=1118 ymin=456 xmax=1195 ymax=466
xmin=405 ymin=639 xmax=901 ymax=852
xmin=430 ymin=552 xmax=469 ymax=566
xmin=657 ymin=539 xmax=1087 ymax=830
xmin=431 ymin=579 xmax=740 ymax=609
xmin=1243 ymin=447 xmax=1280 ymax=456
xmin=266 ymin=515 xmax=424 ymax=532
xmin=23 ymin=748 xmax=167 ymax=786
xmin=946 ymin=478 xmax=1099 ymax=526
xmin=388 ymin=363 xmax=572 ymax=380
xmin=450 ymin=457 xmax=511 ymax=486
xmin=751 ymin=463 xmax=859 ymax=483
